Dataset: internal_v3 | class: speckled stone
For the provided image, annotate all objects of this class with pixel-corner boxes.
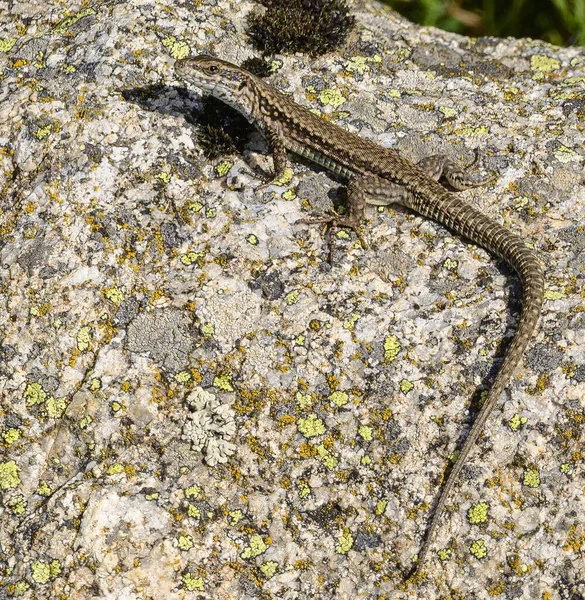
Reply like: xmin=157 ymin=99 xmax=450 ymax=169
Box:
xmin=1 ymin=1 xmax=584 ymax=599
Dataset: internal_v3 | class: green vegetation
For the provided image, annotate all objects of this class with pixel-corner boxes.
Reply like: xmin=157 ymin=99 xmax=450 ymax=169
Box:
xmin=382 ymin=0 xmax=585 ymax=46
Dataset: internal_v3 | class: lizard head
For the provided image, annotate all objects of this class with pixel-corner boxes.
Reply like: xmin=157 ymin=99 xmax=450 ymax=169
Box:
xmin=175 ymin=55 xmax=255 ymax=113
xmin=175 ymin=55 xmax=256 ymax=121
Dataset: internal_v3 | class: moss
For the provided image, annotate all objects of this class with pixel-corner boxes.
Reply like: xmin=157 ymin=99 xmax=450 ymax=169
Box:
xmin=247 ymin=0 xmax=355 ymax=57
xmin=192 ymin=97 xmax=255 ymax=161
xmin=241 ymin=56 xmax=274 ymax=77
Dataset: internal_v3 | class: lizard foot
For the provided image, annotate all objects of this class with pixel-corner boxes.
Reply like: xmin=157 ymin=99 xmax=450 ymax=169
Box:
xmin=301 ymin=210 xmax=369 ymax=259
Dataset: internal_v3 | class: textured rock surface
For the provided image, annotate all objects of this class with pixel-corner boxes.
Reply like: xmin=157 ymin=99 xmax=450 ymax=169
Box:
xmin=1 ymin=1 xmax=584 ymax=598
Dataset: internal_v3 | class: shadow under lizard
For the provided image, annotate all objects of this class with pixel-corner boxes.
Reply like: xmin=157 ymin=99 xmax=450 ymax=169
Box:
xmin=174 ymin=55 xmax=545 ymax=577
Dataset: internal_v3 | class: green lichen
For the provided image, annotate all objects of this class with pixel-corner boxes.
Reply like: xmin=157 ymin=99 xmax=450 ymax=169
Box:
xmin=0 ymin=38 xmax=16 ymax=52
xmin=229 ymin=509 xmax=243 ymax=524
xmin=24 ymin=382 xmax=47 ymax=406
xmin=181 ymin=251 xmax=204 ymax=266
xmin=298 ymin=482 xmax=310 ymax=499
xmin=0 ymin=461 xmax=21 ymax=490
xmin=31 ymin=560 xmax=61 ymax=584
xmin=260 ymin=560 xmax=278 ymax=578
xmin=3 ymin=427 xmax=21 ymax=445
xmin=13 ymin=581 xmax=29 ymax=596
xmin=8 ymin=495 xmax=26 ymax=515
xmin=531 ymin=55 xmax=560 ymax=72
xmin=34 ymin=125 xmax=52 ymax=139
xmin=329 ymin=391 xmax=348 ymax=407
xmin=175 ymin=371 xmax=191 ymax=383
xmin=470 ymin=539 xmax=487 ymax=559
xmin=298 ymin=414 xmax=326 ymax=437
xmin=188 ymin=505 xmax=201 ymax=518
xmin=544 ymin=290 xmax=565 ymax=300
xmin=439 ymin=106 xmax=457 ymax=118
xmin=162 ymin=36 xmax=190 ymax=60
xmin=316 ymin=444 xmax=337 ymax=470
xmin=241 ymin=534 xmax=267 ymax=559
xmin=400 ymin=379 xmax=414 ymax=394
xmin=46 ymin=395 xmax=67 ymax=418
xmin=53 ymin=7 xmax=95 ymax=34
xmin=296 ymin=391 xmax=312 ymax=409
xmin=182 ymin=573 xmax=204 ymax=591
xmin=508 ymin=413 xmax=527 ymax=431
xmin=37 ymin=481 xmax=51 ymax=497
xmin=467 ymin=501 xmax=489 ymax=524
xmin=319 ymin=88 xmax=346 ymax=108
xmin=216 ymin=161 xmax=232 ymax=177
xmin=201 ymin=323 xmax=214 ymax=336
xmin=213 ymin=373 xmax=234 ymax=392
xmin=553 ymin=145 xmax=580 ymax=163
xmin=79 ymin=415 xmax=93 ymax=429
xmin=523 ymin=468 xmax=540 ymax=488
xmin=343 ymin=313 xmax=359 ymax=330
xmin=76 ymin=325 xmax=92 ymax=351
xmin=274 ymin=168 xmax=294 ymax=185
xmin=335 ymin=532 xmax=353 ymax=554
xmin=345 ymin=55 xmax=380 ymax=74
xmin=106 ymin=463 xmax=124 ymax=475
xmin=155 ymin=171 xmax=172 ymax=184
xmin=384 ymin=335 xmax=401 ymax=362
xmin=178 ymin=534 xmax=194 ymax=551
xmin=358 ymin=425 xmax=373 ymax=441
xmin=375 ymin=499 xmax=387 ymax=515
xmin=185 ymin=484 xmax=202 ymax=498
xmin=437 ymin=548 xmax=452 ymax=561
xmin=105 ymin=288 xmax=123 ymax=306
xmin=285 ymin=290 xmax=300 ymax=305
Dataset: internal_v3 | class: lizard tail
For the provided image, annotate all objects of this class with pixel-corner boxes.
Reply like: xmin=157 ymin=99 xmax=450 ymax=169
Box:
xmin=404 ymin=187 xmax=544 ymax=577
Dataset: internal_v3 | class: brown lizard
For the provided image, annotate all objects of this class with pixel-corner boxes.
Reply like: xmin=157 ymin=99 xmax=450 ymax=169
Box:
xmin=174 ymin=55 xmax=545 ymax=577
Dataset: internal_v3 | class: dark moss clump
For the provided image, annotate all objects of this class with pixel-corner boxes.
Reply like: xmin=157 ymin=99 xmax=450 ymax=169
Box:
xmin=241 ymin=56 xmax=274 ymax=78
xmin=192 ymin=97 xmax=255 ymax=161
xmin=247 ymin=0 xmax=356 ymax=57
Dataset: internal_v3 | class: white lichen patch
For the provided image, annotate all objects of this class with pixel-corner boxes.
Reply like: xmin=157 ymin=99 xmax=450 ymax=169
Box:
xmin=182 ymin=387 xmax=237 ymax=466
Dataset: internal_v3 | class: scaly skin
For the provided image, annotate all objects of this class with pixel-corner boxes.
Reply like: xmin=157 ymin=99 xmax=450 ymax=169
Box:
xmin=175 ymin=55 xmax=545 ymax=576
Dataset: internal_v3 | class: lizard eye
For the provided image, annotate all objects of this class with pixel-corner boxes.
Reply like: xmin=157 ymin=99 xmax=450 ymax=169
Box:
xmin=208 ymin=65 xmax=219 ymax=74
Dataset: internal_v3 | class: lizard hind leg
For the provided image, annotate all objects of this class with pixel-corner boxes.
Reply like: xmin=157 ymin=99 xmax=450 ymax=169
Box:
xmin=416 ymin=152 xmax=493 ymax=190
xmin=301 ymin=174 xmax=390 ymax=258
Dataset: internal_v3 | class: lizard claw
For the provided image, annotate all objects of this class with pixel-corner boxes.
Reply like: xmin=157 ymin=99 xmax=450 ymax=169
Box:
xmin=300 ymin=210 xmax=369 ymax=259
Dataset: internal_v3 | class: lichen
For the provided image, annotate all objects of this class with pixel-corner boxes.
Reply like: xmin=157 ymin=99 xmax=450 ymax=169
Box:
xmin=241 ymin=533 xmax=268 ymax=559
xmin=298 ymin=414 xmax=326 ymax=438
xmin=0 ymin=461 xmax=21 ymax=490
xmin=523 ymin=468 xmax=541 ymax=488
xmin=467 ymin=501 xmax=489 ymax=524
xmin=182 ymin=387 xmax=237 ymax=466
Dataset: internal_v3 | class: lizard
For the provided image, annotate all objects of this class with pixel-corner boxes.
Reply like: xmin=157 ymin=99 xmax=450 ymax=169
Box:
xmin=173 ymin=55 xmax=545 ymax=577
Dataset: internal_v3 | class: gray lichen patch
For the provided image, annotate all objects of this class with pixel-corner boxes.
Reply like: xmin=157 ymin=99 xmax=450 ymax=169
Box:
xmin=125 ymin=308 xmax=196 ymax=373
xmin=0 ymin=1 xmax=583 ymax=599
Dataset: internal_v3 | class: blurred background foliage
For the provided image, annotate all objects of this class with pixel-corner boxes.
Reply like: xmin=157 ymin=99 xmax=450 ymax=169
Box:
xmin=380 ymin=0 xmax=585 ymax=46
